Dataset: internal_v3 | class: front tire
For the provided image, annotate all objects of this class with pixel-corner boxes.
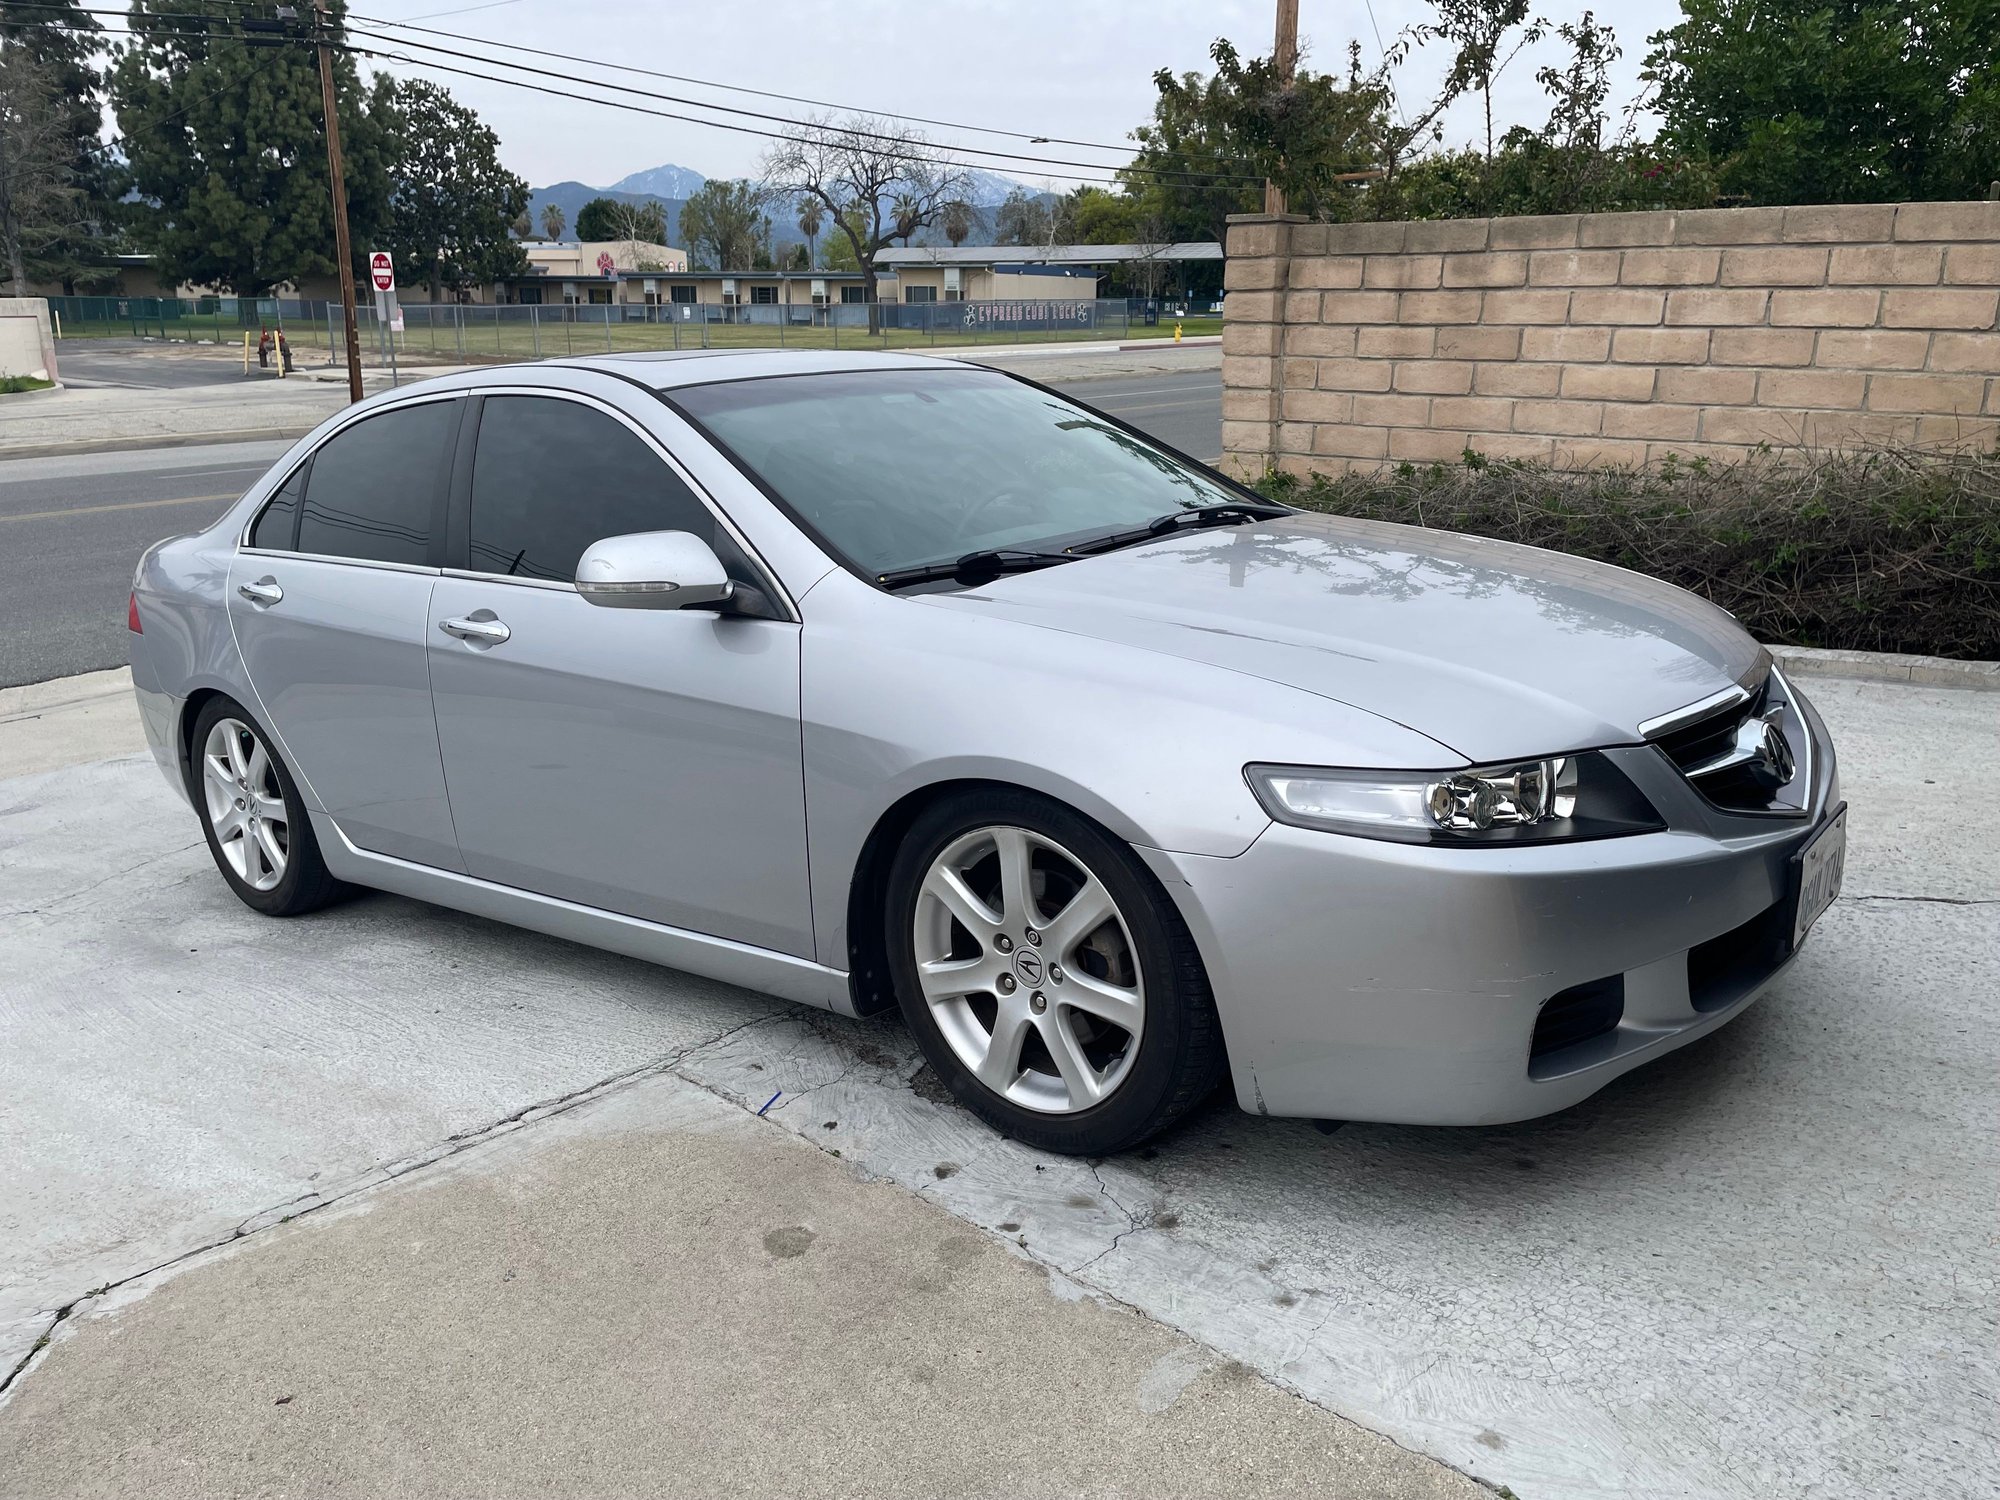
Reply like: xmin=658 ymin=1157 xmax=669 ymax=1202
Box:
xmin=189 ymin=696 xmax=347 ymax=917
xmin=886 ymin=788 xmax=1226 ymax=1155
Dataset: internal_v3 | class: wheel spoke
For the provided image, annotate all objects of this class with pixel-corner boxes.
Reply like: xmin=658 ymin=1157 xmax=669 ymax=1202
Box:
xmin=1042 ymin=874 xmax=1115 ymax=960
xmin=917 ymin=954 xmax=993 ymax=1003
xmin=976 ymin=1004 xmax=1032 ymax=1091
xmin=992 ymin=826 xmax=1036 ymax=928
xmin=1061 ymin=971 xmax=1143 ymax=1035
xmin=922 ymin=863 xmax=1001 ymax=938
xmin=245 ymin=738 xmax=272 ymax=794
xmin=222 ymin=726 xmax=249 ymax=781
xmin=1038 ymin=1012 xmax=1104 ymax=1108
xmin=254 ymin=821 xmax=287 ymax=879
xmin=202 ymin=752 xmax=235 ymax=795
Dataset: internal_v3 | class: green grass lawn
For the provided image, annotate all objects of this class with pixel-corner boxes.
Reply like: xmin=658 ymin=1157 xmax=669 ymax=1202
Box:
xmin=0 ymin=375 xmax=55 ymax=394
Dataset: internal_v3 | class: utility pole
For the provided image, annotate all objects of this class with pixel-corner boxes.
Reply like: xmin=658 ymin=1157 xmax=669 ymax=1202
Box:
xmin=1265 ymin=0 xmax=1300 ymax=215
xmin=313 ymin=0 xmax=364 ymax=403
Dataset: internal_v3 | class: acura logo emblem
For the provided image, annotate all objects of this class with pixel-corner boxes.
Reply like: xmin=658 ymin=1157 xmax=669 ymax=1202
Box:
xmin=1014 ymin=949 xmax=1045 ymax=987
xmin=1739 ymin=711 xmax=1796 ymax=791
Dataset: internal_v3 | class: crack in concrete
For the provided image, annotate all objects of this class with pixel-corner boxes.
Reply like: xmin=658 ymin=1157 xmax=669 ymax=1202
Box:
xmin=0 ymin=1005 xmax=792 ymax=1401
xmin=1842 ymin=893 xmax=1997 ymax=907
xmin=1065 ymin=1162 xmax=1145 ymax=1276
xmin=4 ymin=839 xmax=204 ymax=918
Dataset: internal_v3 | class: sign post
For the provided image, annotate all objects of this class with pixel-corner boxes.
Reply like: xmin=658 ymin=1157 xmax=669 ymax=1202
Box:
xmin=368 ymin=250 xmax=399 ymax=388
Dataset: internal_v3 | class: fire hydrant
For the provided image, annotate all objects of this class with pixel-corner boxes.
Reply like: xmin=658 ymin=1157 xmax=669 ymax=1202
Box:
xmin=1173 ymin=320 xmax=1184 ymax=343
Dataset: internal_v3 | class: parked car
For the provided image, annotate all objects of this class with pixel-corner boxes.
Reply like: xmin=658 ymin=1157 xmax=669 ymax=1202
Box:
xmin=128 ymin=351 xmax=1844 ymax=1154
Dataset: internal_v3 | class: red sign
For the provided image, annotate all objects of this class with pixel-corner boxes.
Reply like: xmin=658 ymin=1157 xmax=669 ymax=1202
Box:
xmin=596 ymin=251 xmax=615 ymax=276
xmin=368 ymin=250 xmax=394 ymax=292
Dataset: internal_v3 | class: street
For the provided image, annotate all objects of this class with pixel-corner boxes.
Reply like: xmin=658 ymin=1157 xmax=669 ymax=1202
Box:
xmin=0 ymin=358 xmax=1220 ymax=689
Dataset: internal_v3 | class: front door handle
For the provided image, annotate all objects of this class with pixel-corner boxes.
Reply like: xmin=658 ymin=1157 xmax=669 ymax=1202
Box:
xmin=439 ymin=612 xmax=511 ymax=646
xmin=237 ymin=577 xmax=283 ymax=607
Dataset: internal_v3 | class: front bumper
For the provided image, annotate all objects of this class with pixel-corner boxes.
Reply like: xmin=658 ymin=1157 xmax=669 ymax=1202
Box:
xmin=1145 ymin=683 xmax=1840 ymax=1126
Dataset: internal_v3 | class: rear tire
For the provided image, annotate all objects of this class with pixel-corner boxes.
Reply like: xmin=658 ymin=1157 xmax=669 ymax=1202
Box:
xmin=886 ymin=787 xmax=1226 ymax=1155
xmin=189 ymin=695 xmax=347 ymax=917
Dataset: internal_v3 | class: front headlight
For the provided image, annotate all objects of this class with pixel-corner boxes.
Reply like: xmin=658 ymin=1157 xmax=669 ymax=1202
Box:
xmin=1245 ymin=753 xmax=1664 ymax=845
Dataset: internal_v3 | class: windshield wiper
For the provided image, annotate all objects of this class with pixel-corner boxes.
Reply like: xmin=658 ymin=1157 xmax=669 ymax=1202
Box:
xmin=876 ymin=547 xmax=1074 ymax=591
xmin=1069 ymin=502 xmax=1291 ymax=558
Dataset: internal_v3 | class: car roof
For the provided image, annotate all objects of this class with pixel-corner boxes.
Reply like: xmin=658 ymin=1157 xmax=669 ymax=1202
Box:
xmin=547 ymin=348 xmax=967 ymax=391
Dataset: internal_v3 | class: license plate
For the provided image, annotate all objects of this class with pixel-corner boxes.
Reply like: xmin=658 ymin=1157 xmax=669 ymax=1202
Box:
xmin=1791 ymin=803 xmax=1847 ymax=950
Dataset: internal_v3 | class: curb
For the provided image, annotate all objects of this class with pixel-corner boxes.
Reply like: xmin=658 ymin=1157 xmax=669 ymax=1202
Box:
xmin=0 ymin=667 xmax=133 ymax=721
xmin=0 ymin=425 xmax=319 ymax=462
xmin=1769 ymin=644 xmax=1998 ymax=692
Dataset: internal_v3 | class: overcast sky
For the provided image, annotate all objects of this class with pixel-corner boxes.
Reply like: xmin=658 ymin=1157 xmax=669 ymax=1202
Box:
xmin=357 ymin=0 xmax=1674 ymax=190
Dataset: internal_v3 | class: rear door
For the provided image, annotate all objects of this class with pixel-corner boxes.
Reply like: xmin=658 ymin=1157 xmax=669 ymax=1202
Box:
xmin=426 ymin=390 xmax=814 ymax=957
xmin=228 ymin=394 xmax=464 ymax=870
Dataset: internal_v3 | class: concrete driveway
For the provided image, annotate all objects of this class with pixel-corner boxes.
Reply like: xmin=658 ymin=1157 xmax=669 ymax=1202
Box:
xmin=1 ymin=673 xmax=1993 ymax=1498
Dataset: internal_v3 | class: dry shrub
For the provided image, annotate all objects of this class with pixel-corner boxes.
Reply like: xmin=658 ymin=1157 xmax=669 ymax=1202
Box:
xmin=1256 ymin=447 xmax=2000 ymax=660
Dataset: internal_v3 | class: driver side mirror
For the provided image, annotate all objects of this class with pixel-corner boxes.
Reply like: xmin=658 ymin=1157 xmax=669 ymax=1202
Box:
xmin=576 ymin=531 xmax=734 ymax=610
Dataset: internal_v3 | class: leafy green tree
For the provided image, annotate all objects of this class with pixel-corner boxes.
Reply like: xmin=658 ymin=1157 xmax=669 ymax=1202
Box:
xmin=573 ymin=195 xmax=623 ymax=241
xmin=1065 ymin=186 xmax=1141 ymax=244
xmin=109 ymin=2 xmax=392 ymax=294
xmin=994 ymin=187 xmax=1053 ymax=246
xmin=677 ymin=178 xmax=770 ymax=270
xmin=1126 ymin=38 xmax=1393 ymax=243
xmin=539 ymin=202 xmax=565 ymax=240
xmin=1647 ymin=0 xmax=2000 ymax=203
xmin=1 ymin=0 xmax=122 ymax=290
xmin=378 ymin=77 xmax=527 ymax=303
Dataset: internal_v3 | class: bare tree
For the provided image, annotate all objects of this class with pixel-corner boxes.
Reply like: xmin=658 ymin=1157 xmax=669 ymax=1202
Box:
xmin=0 ymin=45 xmax=81 ymax=295
xmin=762 ymin=114 xmax=969 ymax=318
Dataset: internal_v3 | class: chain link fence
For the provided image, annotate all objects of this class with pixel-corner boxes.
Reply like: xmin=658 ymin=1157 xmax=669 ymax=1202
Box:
xmin=46 ymin=294 xmax=1212 ymax=364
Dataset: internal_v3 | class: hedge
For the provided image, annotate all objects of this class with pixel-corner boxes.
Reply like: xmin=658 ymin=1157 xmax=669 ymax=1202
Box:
xmin=1254 ymin=448 xmax=2000 ymax=661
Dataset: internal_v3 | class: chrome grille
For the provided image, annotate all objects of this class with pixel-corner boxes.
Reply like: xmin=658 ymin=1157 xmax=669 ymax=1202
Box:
xmin=1648 ymin=671 xmax=1809 ymax=816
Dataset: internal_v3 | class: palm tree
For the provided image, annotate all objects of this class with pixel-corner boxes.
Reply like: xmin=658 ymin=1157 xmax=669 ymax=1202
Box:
xmin=795 ymin=198 xmax=822 ymax=269
xmin=539 ymin=203 xmax=565 ymax=241
xmin=943 ymin=199 xmax=972 ymax=249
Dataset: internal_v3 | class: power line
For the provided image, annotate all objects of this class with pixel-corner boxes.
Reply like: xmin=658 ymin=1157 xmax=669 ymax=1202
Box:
xmin=5 ymin=4 xmax=1266 ymax=192
xmin=342 ymin=22 xmax=1264 ymax=186
xmin=350 ymin=9 xmax=1140 ymax=157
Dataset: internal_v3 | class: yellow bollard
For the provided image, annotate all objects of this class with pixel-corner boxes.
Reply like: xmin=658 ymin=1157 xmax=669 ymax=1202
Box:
xmin=1174 ymin=320 xmax=1183 ymax=343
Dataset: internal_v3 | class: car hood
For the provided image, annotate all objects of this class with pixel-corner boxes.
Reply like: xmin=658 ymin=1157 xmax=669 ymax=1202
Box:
xmin=924 ymin=512 xmax=1764 ymax=764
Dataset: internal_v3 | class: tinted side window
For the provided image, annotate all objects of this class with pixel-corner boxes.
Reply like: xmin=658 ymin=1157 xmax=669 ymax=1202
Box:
xmin=296 ymin=401 xmax=457 ymax=566
xmin=248 ymin=465 xmax=305 ymax=550
xmin=466 ymin=395 xmax=716 ymax=583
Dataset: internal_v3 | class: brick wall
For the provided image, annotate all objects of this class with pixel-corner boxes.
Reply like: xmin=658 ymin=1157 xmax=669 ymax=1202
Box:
xmin=1221 ymin=202 xmax=2000 ymax=477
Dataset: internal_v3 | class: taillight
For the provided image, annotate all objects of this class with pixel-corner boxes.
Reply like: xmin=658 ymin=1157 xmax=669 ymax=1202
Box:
xmin=127 ymin=591 xmax=143 ymax=633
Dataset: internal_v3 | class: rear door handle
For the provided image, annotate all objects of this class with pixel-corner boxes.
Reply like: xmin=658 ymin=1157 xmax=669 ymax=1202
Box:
xmin=237 ymin=577 xmax=283 ymax=606
xmin=439 ymin=613 xmax=511 ymax=646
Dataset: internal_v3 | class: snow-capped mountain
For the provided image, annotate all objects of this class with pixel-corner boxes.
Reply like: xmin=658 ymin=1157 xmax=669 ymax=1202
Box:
xmin=605 ymin=163 xmax=708 ymax=200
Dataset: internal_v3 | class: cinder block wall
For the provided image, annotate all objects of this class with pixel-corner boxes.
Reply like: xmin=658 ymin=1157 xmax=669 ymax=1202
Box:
xmin=1220 ymin=203 xmax=2000 ymax=477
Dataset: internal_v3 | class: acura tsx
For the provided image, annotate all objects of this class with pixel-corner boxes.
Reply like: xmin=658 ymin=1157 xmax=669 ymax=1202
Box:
xmin=128 ymin=350 xmax=1844 ymax=1154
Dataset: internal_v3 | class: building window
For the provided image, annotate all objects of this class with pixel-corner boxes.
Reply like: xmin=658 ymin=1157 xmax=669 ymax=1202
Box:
xmin=669 ymin=285 xmax=696 ymax=304
xmin=905 ymin=285 xmax=938 ymax=304
xmin=750 ymin=285 xmax=778 ymax=305
xmin=587 ymin=287 xmax=612 ymax=305
xmin=840 ymin=285 xmax=866 ymax=304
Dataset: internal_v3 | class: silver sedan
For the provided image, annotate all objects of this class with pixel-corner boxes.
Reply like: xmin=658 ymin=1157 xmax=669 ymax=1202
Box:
xmin=128 ymin=350 xmax=1845 ymax=1155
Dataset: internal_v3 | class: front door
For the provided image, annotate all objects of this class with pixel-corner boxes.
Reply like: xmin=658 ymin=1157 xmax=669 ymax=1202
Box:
xmin=426 ymin=392 xmax=814 ymax=958
xmin=227 ymin=395 xmax=463 ymax=870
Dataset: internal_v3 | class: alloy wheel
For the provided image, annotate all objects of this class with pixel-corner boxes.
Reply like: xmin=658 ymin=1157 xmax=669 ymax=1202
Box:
xmin=200 ymin=718 xmax=290 ymax=892
xmin=913 ymin=825 xmax=1144 ymax=1113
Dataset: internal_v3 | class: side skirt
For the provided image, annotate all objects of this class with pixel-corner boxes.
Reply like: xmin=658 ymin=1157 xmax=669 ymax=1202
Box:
xmin=313 ymin=812 xmax=857 ymax=1016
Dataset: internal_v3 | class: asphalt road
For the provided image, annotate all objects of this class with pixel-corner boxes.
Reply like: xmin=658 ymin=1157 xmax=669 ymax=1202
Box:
xmin=55 ymin=338 xmax=249 ymax=390
xmin=0 ymin=369 xmax=1222 ymax=689
xmin=0 ymin=442 xmax=291 ymax=689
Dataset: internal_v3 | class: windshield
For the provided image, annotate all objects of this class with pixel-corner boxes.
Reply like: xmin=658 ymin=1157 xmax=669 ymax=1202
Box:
xmin=670 ymin=367 xmax=1246 ymax=579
